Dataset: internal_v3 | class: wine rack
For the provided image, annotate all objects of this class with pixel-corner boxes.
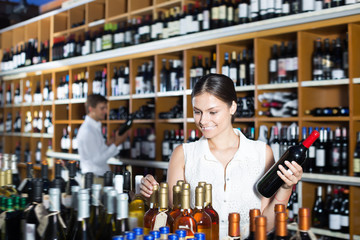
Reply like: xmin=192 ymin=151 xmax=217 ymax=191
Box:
xmin=1 ymin=1 xmax=360 ymax=239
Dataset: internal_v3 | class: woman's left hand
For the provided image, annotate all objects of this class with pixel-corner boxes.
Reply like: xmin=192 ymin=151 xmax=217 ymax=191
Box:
xmin=277 ymin=161 xmax=303 ymax=189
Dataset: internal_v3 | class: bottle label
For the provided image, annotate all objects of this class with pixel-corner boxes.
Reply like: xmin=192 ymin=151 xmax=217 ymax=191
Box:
xmin=203 ymin=10 xmax=210 ymax=30
xmin=239 ymin=64 xmax=246 ymax=79
xmin=315 ymin=0 xmax=323 ymax=10
xmin=332 ymin=69 xmax=345 ymax=79
xmin=219 ymin=5 xmax=227 ymax=20
xmin=315 ymin=149 xmax=325 ymax=167
xmin=239 ymin=3 xmax=249 ymax=18
xmin=153 ymin=212 xmax=168 ymax=231
xmin=282 ymin=3 xmax=290 ymax=13
xmin=341 ymin=215 xmax=349 ymax=227
xmin=190 ymin=69 xmax=197 ymax=78
xmin=268 ymin=0 xmax=275 ymax=12
xmin=331 ymin=147 xmax=340 ymax=167
xmin=269 ymin=59 xmax=277 ymax=72
xmin=43 ymin=194 xmax=50 ymax=209
xmin=278 ymin=58 xmax=286 ymax=77
xmin=162 ymin=142 xmax=170 ymax=156
xmin=25 ymin=223 xmax=36 ymax=240
xmin=346 ymin=0 xmax=356 ymax=3
xmin=114 ymin=33 xmax=124 ymax=44
xmin=309 ymin=146 xmax=315 ymax=158
xmin=329 ymin=214 xmax=341 ymax=230
xmin=222 ymin=66 xmax=229 ymax=77
xmin=229 ymin=68 xmax=237 ymax=82
xmin=293 ymin=57 xmax=298 ymax=70
xmin=260 ymin=0 xmax=267 ymax=13
xmin=293 ymin=202 xmax=299 ymax=214
xmin=302 ymin=0 xmax=315 ymax=11
xmin=270 ymin=143 xmax=280 ymax=162
xmin=251 ymin=0 xmax=260 ymax=12
xmin=354 ymin=158 xmax=360 ymax=173
xmin=227 ymin=7 xmax=234 ymax=21
xmin=286 ymin=57 xmax=293 ymax=71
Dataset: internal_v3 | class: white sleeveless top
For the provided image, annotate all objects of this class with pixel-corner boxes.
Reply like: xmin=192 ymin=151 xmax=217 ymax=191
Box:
xmin=183 ymin=128 xmax=267 ymax=240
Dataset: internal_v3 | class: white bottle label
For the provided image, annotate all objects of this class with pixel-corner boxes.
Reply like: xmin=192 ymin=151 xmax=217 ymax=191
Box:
xmin=229 ymin=68 xmax=237 ymax=82
xmin=239 ymin=3 xmax=249 ymax=18
xmin=329 ymin=214 xmax=341 ymax=230
xmin=302 ymin=0 xmax=315 ymax=11
xmin=25 ymin=223 xmax=36 ymax=240
xmin=315 ymin=149 xmax=325 ymax=167
xmin=341 ymin=215 xmax=349 ymax=227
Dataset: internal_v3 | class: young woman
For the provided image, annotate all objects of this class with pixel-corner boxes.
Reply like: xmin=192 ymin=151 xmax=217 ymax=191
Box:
xmin=140 ymin=74 xmax=303 ymax=239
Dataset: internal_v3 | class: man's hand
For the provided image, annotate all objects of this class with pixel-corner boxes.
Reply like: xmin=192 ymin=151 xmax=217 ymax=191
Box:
xmin=114 ymin=129 xmax=129 ymax=146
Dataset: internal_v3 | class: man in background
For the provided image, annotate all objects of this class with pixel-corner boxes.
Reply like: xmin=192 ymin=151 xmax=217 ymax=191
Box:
xmin=77 ymin=94 xmax=128 ymax=181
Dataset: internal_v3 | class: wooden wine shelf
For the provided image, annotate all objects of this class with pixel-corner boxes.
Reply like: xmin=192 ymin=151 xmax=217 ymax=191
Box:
xmin=46 ymin=152 xmax=170 ymax=170
xmin=353 ymin=78 xmax=360 ymax=84
xmin=257 ymin=82 xmax=298 ymax=90
xmin=256 ymin=117 xmax=299 ymax=122
xmin=301 ymin=79 xmax=350 ymax=87
xmin=70 ymin=98 xmax=86 ymax=104
xmin=157 ymin=119 xmax=184 ymax=123
xmin=301 ymin=173 xmax=360 ymax=187
xmin=156 ymin=91 xmax=184 ymax=97
xmin=2 ymin=6 xmax=360 ymax=78
xmin=108 ymin=95 xmax=130 ymax=101
xmin=132 ymin=93 xmax=156 ymax=99
xmin=302 ymin=116 xmax=350 ymax=122
xmin=287 ymin=223 xmax=359 ymax=240
xmin=234 ymin=85 xmax=256 ymax=92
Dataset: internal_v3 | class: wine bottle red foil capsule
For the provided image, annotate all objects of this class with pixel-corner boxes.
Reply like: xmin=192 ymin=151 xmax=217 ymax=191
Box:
xmin=256 ymin=130 xmax=320 ymax=198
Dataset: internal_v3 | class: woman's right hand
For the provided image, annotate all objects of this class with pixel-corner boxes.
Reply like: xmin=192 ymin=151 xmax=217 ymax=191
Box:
xmin=140 ymin=174 xmax=159 ymax=198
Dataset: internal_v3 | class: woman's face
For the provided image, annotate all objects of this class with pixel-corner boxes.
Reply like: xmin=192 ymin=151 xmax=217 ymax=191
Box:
xmin=192 ymin=92 xmax=236 ymax=139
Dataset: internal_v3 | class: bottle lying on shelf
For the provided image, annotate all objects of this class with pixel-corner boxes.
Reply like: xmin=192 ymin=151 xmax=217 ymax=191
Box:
xmin=304 ymin=107 xmax=349 ymax=117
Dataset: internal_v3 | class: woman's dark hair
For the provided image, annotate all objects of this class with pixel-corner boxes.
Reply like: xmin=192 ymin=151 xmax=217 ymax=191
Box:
xmin=191 ymin=74 xmax=237 ymax=122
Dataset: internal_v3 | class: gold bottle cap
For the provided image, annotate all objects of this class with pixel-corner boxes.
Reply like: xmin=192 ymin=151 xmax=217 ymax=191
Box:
xmin=160 ymin=182 xmax=168 ymax=189
xmin=159 ymin=186 xmax=169 ymax=209
xmin=182 ymin=183 xmax=190 ymax=190
xmin=181 ymin=188 xmax=191 ymax=209
xmin=228 ymin=213 xmax=240 ymax=237
xmin=150 ymin=184 xmax=159 ymax=204
xmin=275 ymin=212 xmax=288 ymax=237
xmin=274 ymin=204 xmax=286 ymax=213
xmin=249 ymin=209 xmax=261 ymax=232
xmin=0 ymin=171 xmax=5 ymax=187
xmin=195 ymin=186 xmax=205 ymax=208
xmin=204 ymin=184 xmax=212 ymax=207
xmin=173 ymin=185 xmax=181 ymax=209
xmin=198 ymin=182 xmax=206 ymax=187
xmin=299 ymin=208 xmax=311 ymax=231
xmin=176 ymin=180 xmax=184 ymax=188
xmin=5 ymin=169 xmax=12 ymax=185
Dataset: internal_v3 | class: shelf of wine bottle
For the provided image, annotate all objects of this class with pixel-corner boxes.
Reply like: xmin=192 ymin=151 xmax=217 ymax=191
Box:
xmin=69 ymin=98 xmax=86 ymax=104
xmin=301 ymin=173 xmax=360 ymax=186
xmin=46 ymin=151 xmax=170 ymax=170
xmin=157 ymin=91 xmax=185 ymax=97
xmin=2 ymin=5 xmax=360 ymax=78
xmin=257 ymin=82 xmax=298 ymax=90
xmin=257 ymin=117 xmax=299 ymax=122
xmin=107 ymin=157 xmax=169 ymax=170
xmin=157 ymin=119 xmax=184 ymax=124
xmin=87 ymin=18 xmax=105 ymax=28
xmin=108 ymin=95 xmax=131 ymax=101
xmin=234 ymin=85 xmax=256 ymax=92
xmin=132 ymin=93 xmax=156 ymax=99
xmin=353 ymin=78 xmax=360 ymax=84
xmin=54 ymin=99 xmax=71 ymax=105
xmin=287 ymin=223 xmax=360 ymax=240
xmin=302 ymin=116 xmax=350 ymax=121
xmin=301 ymin=78 xmax=350 ymax=87
xmin=46 ymin=151 xmax=80 ymax=161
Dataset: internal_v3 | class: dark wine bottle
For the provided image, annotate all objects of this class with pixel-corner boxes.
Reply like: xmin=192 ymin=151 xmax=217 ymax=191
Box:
xmin=66 ymin=185 xmax=80 ymax=237
xmin=115 ymin=193 xmax=130 ymax=235
xmin=312 ymin=186 xmax=326 ymax=228
xmin=24 ymin=179 xmax=43 ymax=240
xmin=353 ymin=131 xmax=360 ymax=177
xmin=118 ymin=114 xmax=133 ymax=135
xmin=43 ymin=188 xmax=66 ymax=240
xmin=3 ymin=197 xmax=22 ymax=240
xmin=71 ymin=189 xmax=95 ymax=240
xmin=256 ymin=130 xmax=319 ymax=198
xmin=89 ymin=184 xmax=103 ymax=237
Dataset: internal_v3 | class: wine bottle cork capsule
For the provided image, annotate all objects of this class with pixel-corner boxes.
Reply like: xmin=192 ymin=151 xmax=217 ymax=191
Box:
xmin=274 ymin=204 xmax=286 ymax=213
xmin=299 ymin=207 xmax=311 ymax=231
xmin=228 ymin=213 xmax=240 ymax=237
xmin=250 ymin=209 xmax=261 ymax=232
